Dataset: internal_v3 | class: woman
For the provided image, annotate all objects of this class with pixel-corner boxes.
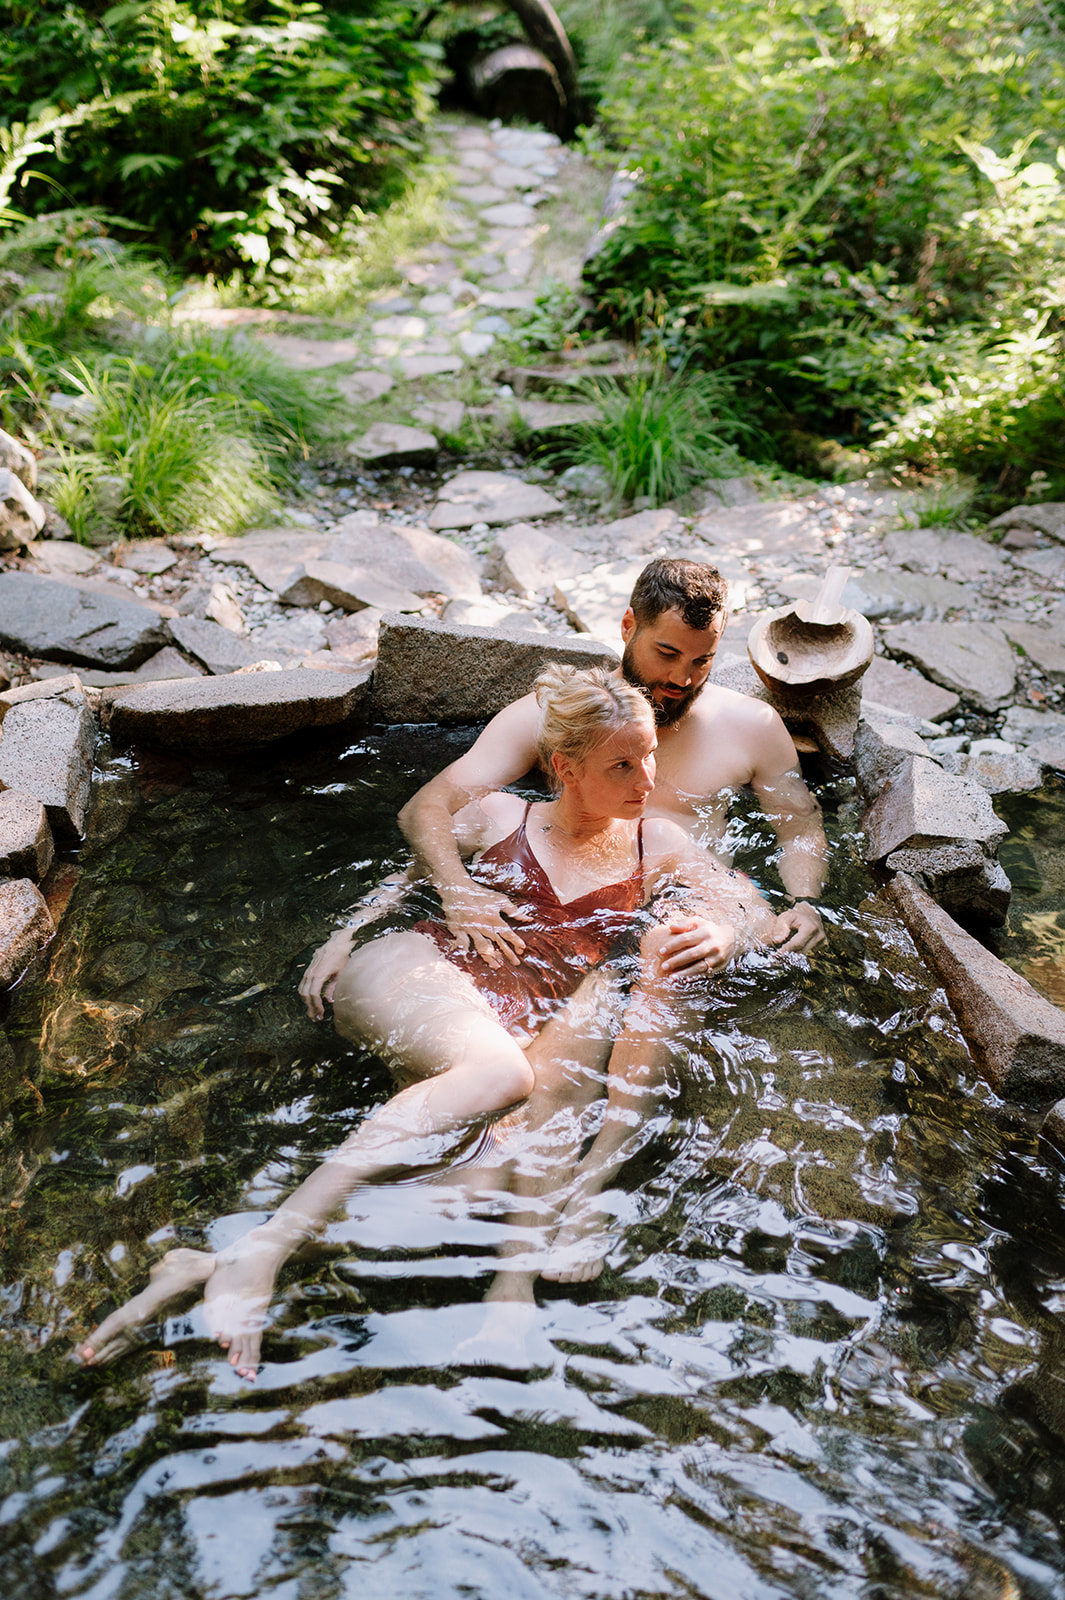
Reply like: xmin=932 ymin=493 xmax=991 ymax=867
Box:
xmin=76 ymin=665 xmax=770 ymax=1379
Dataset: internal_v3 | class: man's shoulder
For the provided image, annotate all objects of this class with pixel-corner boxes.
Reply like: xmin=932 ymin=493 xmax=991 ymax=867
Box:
xmin=694 ymin=681 xmax=780 ymax=730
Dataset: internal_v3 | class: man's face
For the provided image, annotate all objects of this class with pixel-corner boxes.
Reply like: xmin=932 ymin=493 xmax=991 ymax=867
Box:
xmin=620 ymin=606 xmax=725 ymax=726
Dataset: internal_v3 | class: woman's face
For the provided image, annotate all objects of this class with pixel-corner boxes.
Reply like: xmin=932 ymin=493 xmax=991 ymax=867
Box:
xmin=559 ymin=717 xmax=657 ymax=818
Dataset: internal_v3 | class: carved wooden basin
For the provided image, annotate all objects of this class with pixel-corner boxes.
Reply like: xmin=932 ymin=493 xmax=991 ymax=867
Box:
xmin=747 ymin=567 xmax=874 ymax=701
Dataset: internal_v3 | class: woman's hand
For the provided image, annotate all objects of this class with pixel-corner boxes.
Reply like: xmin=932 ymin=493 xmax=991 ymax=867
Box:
xmin=438 ymin=880 xmax=530 ymax=970
xmin=655 ymin=915 xmax=736 ymax=975
xmin=299 ymin=929 xmax=356 ymax=1021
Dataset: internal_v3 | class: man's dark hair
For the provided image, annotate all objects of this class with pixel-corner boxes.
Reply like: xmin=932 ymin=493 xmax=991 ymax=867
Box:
xmin=629 ymin=558 xmax=728 ymax=633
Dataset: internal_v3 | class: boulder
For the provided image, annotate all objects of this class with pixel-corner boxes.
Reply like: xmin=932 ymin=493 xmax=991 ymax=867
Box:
xmin=0 ymin=467 xmax=46 ymax=549
xmin=169 ymin=616 xmax=262 ymax=675
xmin=0 ymin=689 xmax=95 ymax=838
xmin=325 ymin=608 xmax=383 ymax=659
xmin=0 ymin=878 xmax=54 ymax=986
xmin=428 ymin=471 xmax=563 ymax=530
xmin=1000 ymin=619 xmax=1065 ymax=681
xmin=347 ymin=423 xmax=439 ymax=468
xmin=881 ymin=621 xmax=1016 ymax=712
xmin=371 ymin=613 xmax=619 ymax=723
xmin=0 ymin=571 xmax=170 ymax=668
xmin=0 ymin=427 xmax=36 ymax=491
xmin=861 ymin=755 xmax=1008 ymax=863
xmin=884 ymin=841 xmax=1010 ymax=927
xmin=280 ymin=560 xmax=424 ymax=614
xmin=887 ymin=871 xmax=1065 ymax=1102
xmin=860 ymin=653 xmax=959 ymax=724
xmin=0 ymin=791 xmax=53 ymax=881
xmin=491 ymin=523 xmax=591 ymax=594
xmin=109 ymin=669 xmax=370 ymax=748
xmin=0 ymin=673 xmax=85 ymax=721
xmin=327 ymin=522 xmax=482 ymax=602
xmin=852 ymin=714 xmax=933 ymax=801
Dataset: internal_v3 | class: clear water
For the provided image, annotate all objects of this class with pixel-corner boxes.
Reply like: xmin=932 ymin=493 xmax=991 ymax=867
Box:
xmin=2 ymin=732 xmax=1065 ymax=1600
xmin=991 ymin=777 xmax=1065 ymax=1015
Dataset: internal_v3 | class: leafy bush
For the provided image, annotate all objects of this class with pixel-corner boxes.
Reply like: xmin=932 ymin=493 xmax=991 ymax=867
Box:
xmin=584 ymin=0 xmax=1065 ymax=495
xmin=0 ymin=1 xmax=440 ymax=278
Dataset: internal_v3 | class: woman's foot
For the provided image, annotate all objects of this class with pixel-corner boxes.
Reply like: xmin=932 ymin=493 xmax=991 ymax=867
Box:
xmin=75 ymin=1248 xmax=215 ymax=1366
xmin=203 ymin=1229 xmax=288 ymax=1379
xmin=541 ymin=1201 xmax=611 ymax=1283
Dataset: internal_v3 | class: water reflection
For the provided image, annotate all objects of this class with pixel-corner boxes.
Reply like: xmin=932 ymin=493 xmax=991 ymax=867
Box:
xmin=0 ymin=731 xmax=1063 ymax=1597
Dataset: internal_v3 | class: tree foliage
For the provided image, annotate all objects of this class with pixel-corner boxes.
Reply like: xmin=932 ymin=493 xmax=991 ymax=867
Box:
xmin=0 ymin=1 xmax=440 ymax=276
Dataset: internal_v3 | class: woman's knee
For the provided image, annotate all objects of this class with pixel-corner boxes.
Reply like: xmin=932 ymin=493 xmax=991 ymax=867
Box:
xmin=491 ymin=1051 xmax=536 ymax=1111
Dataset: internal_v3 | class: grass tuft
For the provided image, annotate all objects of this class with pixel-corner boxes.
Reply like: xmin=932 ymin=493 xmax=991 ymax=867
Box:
xmin=557 ymin=367 xmax=759 ymax=505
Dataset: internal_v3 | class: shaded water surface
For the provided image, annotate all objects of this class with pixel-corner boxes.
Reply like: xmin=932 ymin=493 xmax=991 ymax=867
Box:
xmin=2 ymin=732 xmax=1065 ymax=1598
xmin=993 ymin=778 xmax=1065 ymax=1015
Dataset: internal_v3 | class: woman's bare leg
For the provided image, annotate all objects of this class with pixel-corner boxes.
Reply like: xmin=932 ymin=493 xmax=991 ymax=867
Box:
xmin=202 ymin=932 xmax=535 ymax=1376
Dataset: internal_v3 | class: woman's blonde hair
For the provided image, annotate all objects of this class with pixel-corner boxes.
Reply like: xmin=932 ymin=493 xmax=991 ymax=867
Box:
xmin=533 ymin=663 xmax=653 ymax=790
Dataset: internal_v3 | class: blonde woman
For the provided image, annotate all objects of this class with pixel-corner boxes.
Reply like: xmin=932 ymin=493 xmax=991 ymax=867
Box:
xmin=77 ymin=665 xmax=776 ymax=1378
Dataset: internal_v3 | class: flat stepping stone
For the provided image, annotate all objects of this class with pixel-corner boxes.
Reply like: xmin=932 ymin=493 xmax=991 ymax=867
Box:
xmin=489 ymin=165 xmax=541 ymax=190
xmin=280 ymin=560 xmax=424 ymax=614
xmin=491 ymin=523 xmax=592 ymax=595
xmin=861 ymin=654 xmax=959 ymax=724
xmin=327 ymin=522 xmax=482 ymax=601
xmin=880 ymin=527 xmax=1007 ymax=582
xmin=1012 ymin=546 xmax=1065 ymax=581
xmin=459 ymin=330 xmax=495 ymax=358
xmin=254 ymin=336 xmax=365 ymax=371
xmin=990 ymin=501 xmax=1065 ymax=542
xmin=481 ymin=202 xmax=539 ymax=228
xmin=371 ymin=315 xmax=428 ymax=340
xmin=554 ymin=559 xmax=646 ymax=647
xmin=0 ymin=790 xmax=53 ymax=881
xmin=883 ymin=621 xmax=1016 ymax=712
xmin=72 ymin=646 xmax=207 ymax=689
xmin=0 ymin=570 xmax=169 ymax=668
xmin=109 ymin=669 xmax=369 ymax=748
xmin=0 ymin=877 xmax=54 ymax=986
xmin=170 ymin=616 xmax=263 ymax=675
xmin=25 ymin=539 xmax=98 ymax=576
xmin=693 ymin=500 xmax=832 ymax=563
xmin=249 ymin=611 xmax=327 ymax=659
xmin=0 ymin=684 xmax=94 ymax=838
xmin=397 ymin=353 xmax=463 ymax=380
xmin=1000 ymin=619 xmax=1065 ymax=680
xmin=116 ymin=541 xmax=177 ymax=576
xmin=454 ymin=184 xmax=508 ymax=206
xmin=207 ymin=528 xmax=331 ymax=593
xmin=428 ymin=471 xmax=563 ymax=530
xmin=479 ymin=288 xmax=538 ymax=310
xmin=348 ymin=423 xmax=438 ymax=468
xmin=411 ymin=400 xmax=466 ymax=433
xmin=775 ymin=569 xmax=970 ymax=623
xmin=511 ymin=399 xmax=599 ymax=435
xmin=442 ymin=596 xmax=548 ymax=630
xmin=957 ymin=749 xmax=1044 ymax=792
xmin=401 ymin=260 xmax=458 ymax=288
xmin=336 ymin=371 xmax=395 ymax=404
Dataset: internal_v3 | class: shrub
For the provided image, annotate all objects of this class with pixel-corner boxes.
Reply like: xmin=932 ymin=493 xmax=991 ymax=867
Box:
xmin=0 ymin=1 xmax=441 ymax=278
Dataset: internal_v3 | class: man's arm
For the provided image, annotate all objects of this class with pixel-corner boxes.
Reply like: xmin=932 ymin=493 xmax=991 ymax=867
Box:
xmin=397 ymin=695 xmax=541 ymax=966
xmin=747 ymin=713 xmax=828 ymax=952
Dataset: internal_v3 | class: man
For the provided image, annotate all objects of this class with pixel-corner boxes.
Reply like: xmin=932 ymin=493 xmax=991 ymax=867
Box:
xmin=399 ymin=557 xmax=827 ymax=961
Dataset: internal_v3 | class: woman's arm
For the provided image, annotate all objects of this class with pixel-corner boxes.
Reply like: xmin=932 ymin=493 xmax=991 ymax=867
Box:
xmin=643 ymin=821 xmax=779 ymax=971
xmin=300 ymin=867 xmax=419 ymax=1021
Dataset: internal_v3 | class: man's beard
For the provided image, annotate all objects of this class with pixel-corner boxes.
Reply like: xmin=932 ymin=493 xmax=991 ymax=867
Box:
xmin=622 ymin=644 xmax=704 ymax=727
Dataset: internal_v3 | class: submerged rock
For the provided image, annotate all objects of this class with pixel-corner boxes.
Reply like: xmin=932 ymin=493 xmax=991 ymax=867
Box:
xmin=888 ymin=871 xmax=1065 ymax=1103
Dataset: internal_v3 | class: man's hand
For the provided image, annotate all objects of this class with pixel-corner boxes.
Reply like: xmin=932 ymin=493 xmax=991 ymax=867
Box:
xmin=439 ymin=880 xmax=531 ymax=969
xmin=656 ymin=916 xmax=736 ymax=975
xmin=769 ymin=902 xmax=825 ymax=954
xmin=299 ymin=929 xmax=356 ymax=1021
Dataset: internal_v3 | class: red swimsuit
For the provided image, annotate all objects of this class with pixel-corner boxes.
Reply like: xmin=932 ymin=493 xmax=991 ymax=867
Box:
xmin=415 ymin=803 xmax=646 ymax=1036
